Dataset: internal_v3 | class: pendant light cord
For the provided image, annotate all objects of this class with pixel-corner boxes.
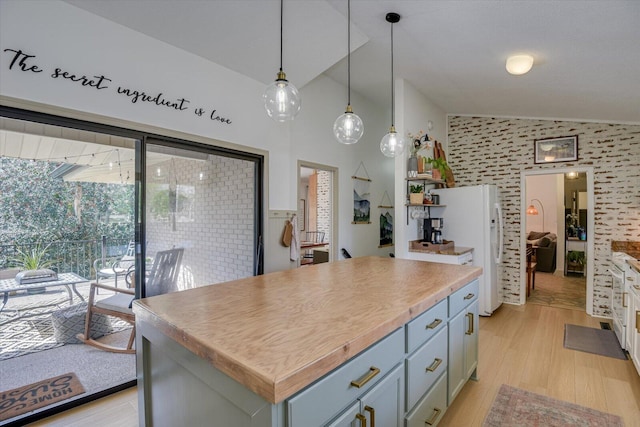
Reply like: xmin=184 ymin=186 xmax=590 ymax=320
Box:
xmin=390 ymin=19 xmax=395 ymax=127
xmin=279 ymin=0 xmax=284 ymax=72
xmin=347 ymin=0 xmax=351 ymax=106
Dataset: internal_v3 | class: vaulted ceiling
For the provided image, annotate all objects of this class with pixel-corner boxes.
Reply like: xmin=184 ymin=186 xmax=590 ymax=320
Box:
xmin=63 ymin=0 xmax=640 ymax=124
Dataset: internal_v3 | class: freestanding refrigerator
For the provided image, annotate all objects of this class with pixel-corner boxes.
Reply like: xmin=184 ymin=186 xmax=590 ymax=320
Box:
xmin=432 ymin=184 xmax=503 ymax=316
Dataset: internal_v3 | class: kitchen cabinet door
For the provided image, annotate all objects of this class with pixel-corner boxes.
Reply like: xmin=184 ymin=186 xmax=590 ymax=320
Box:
xmin=326 ymin=364 xmax=403 ymax=427
xmin=359 ymin=364 xmax=404 ymax=427
xmin=448 ymin=300 xmax=479 ymax=403
xmin=631 ymin=291 xmax=640 ymax=376
xmin=464 ymin=300 xmax=479 ymax=380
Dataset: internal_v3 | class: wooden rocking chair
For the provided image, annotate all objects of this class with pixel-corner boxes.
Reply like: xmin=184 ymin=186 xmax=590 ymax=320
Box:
xmin=77 ymin=247 xmax=184 ymax=354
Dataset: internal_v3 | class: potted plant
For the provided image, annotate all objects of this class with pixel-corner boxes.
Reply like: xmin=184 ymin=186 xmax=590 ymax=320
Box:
xmin=406 ymin=131 xmax=432 ymax=177
xmin=427 ymin=157 xmax=449 ymax=181
xmin=11 ymin=243 xmax=56 ymax=294
xmin=567 ymin=250 xmax=585 ymax=272
xmin=409 ymin=184 xmax=424 ymax=204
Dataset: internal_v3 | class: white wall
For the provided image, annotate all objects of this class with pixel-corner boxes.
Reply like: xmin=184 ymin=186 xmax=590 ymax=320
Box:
xmin=394 ymin=79 xmax=447 ymax=258
xmin=525 ymin=174 xmax=559 ymax=235
xmin=0 ymin=0 xmax=393 ymax=269
xmin=292 ymin=75 xmax=394 ymax=259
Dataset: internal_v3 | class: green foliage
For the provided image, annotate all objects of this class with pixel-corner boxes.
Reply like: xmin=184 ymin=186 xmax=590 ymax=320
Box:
xmin=10 ymin=243 xmax=55 ymax=270
xmin=410 ymin=184 xmax=424 ymax=193
xmin=426 ymin=157 xmax=449 ymax=177
xmin=0 ymin=157 xmax=134 ymax=244
xmin=567 ymin=250 xmax=585 ymax=265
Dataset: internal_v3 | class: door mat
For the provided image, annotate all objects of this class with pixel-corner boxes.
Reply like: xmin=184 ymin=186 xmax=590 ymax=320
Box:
xmin=0 ymin=372 xmax=85 ymax=422
xmin=483 ymin=384 xmax=624 ymax=426
xmin=563 ymin=324 xmax=627 ymax=360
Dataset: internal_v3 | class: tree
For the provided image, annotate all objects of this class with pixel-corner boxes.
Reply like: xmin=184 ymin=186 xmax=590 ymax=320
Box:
xmin=0 ymin=157 xmax=134 ymax=245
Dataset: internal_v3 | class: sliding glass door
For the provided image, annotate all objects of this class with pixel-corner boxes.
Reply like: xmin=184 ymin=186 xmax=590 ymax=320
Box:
xmin=141 ymin=138 xmax=263 ymax=297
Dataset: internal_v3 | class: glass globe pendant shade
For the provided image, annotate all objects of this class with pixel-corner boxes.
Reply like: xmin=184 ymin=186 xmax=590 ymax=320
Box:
xmin=334 ymin=105 xmax=363 ymax=145
xmin=263 ymin=71 xmax=301 ymax=122
xmin=380 ymin=126 xmax=405 ymax=158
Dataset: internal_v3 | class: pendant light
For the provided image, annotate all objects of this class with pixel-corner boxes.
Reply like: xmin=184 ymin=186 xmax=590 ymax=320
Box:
xmin=263 ymin=0 xmax=301 ymax=122
xmin=333 ymin=0 xmax=363 ymax=145
xmin=380 ymin=12 xmax=405 ymax=158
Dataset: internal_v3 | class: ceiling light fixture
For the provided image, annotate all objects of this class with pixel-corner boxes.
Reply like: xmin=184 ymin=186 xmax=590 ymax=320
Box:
xmin=334 ymin=0 xmax=363 ymax=145
xmin=506 ymin=54 xmax=534 ymax=75
xmin=380 ymin=12 xmax=405 ymax=158
xmin=263 ymin=0 xmax=301 ymax=122
xmin=566 ymin=171 xmax=579 ymax=179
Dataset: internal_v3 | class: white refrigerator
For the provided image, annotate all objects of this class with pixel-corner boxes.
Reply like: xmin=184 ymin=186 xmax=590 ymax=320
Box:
xmin=432 ymin=184 xmax=504 ymax=316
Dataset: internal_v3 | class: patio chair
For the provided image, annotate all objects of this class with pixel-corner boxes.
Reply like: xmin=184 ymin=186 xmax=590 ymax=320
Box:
xmin=77 ymin=247 xmax=184 ymax=353
xmin=93 ymin=241 xmax=135 ymax=289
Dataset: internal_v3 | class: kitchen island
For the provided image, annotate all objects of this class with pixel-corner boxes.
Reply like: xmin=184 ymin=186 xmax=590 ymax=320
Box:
xmin=133 ymin=256 xmax=482 ymax=426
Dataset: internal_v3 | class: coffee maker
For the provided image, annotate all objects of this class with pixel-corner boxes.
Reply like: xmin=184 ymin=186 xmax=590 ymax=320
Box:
xmin=423 ymin=217 xmax=444 ymax=244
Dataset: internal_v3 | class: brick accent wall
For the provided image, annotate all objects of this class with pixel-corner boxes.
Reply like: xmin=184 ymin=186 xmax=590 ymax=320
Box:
xmin=146 ymin=155 xmax=255 ymax=290
xmin=317 ymin=170 xmax=331 ymax=242
xmin=448 ymin=116 xmax=640 ymax=316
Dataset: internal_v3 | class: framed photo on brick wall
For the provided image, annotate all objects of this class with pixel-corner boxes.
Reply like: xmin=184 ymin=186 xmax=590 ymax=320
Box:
xmin=534 ymin=136 xmax=578 ymax=164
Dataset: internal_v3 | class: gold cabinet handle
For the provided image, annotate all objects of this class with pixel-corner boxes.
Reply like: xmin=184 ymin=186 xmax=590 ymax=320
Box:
xmin=426 ymin=318 xmax=442 ymax=329
xmin=426 ymin=358 xmax=442 ymax=372
xmin=364 ymin=405 xmax=375 ymax=427
xmin=350 ymin=366 xmax=380 ymax=388
xmin=356 ymin=413 xmax=366 ymax=427
xmin=636 ymin=310 xmax=640 ymax=333
xmin=623 ymin=292 xmax=628 ymax=308
xmin=464 ymin=293 xmax=475 ymax=300
xmin=466 ymin=312 xmax=474 ymax=335
xmin=425 ymin=408 xmax=442 ymax=425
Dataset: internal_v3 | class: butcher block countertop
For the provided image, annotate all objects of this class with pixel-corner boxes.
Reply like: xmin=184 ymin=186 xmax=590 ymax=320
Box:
xmin=132 ymin=256 xmax=482 ymax=404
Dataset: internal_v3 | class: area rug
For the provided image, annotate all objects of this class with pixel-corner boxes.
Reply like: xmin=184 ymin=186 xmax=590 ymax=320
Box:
xmin=0 ymin=372 xmax=85 ymax=422
xmin=563 ymin=324 xmax=627 ymax=360
xmin=483 ymin=384 xmax=624 ymax=426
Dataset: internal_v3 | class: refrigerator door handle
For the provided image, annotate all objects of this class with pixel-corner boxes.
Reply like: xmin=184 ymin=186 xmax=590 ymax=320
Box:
xmin=495 ymin=202 xmax=503 ymax=264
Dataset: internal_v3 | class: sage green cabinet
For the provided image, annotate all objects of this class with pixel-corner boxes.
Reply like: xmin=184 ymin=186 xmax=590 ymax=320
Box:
xmin=447 ymin=280 xmax=479 ymax=404
xmin=327 ymin=364 xmax=404 ymax=427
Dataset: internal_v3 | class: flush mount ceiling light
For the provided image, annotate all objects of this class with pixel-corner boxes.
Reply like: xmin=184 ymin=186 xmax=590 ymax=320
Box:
xmin=566 ymin=171 xmax=579 ymax=179
xmin=380 ymin=12 xmax=405 ymax=158
xmin=506 ymin=54 xmax=534 ymax=75
xmin=334 ymin=0 xmax=363 ymax=145
xmin=263 ymin=0 xmax=301 ymax=122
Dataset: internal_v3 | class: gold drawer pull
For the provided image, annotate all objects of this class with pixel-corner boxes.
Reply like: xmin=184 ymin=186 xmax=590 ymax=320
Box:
xmin=464 ymin=293 xmax=475 ymax=300
xmin=426 ymin=358 xmax=442 ymax=372
xmin=356 ymin=413 xmax=366 ymax=427
xmin=350 ymin=366 xmax=380 ymax=388
xmin=364 ymin=405 xmax=375 ymax=427
xmin=466 ymin=312 xmax=474 ymax=335
xmin=425 ymin=407 xmax=442 ymax=425
xmin=426 ymin=318 xmax=442 ymax=329
xmin=636 ymin=310 xmax=640 ymax=333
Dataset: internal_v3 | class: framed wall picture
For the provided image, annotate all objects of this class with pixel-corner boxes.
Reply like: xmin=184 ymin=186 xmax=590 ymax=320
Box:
xmin=534 ymin=136 xmax=578 ymax=164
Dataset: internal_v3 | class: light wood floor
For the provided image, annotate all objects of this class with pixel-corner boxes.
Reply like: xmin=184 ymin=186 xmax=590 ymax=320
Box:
xmin=27 ymin=304 xmax=640 ymax=426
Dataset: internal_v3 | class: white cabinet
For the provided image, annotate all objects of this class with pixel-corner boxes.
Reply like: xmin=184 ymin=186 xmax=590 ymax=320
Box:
xmin=448 ymin=281 xmax=479 ymax=403
xmin=630 ymin=285 xmax=640 ymax=376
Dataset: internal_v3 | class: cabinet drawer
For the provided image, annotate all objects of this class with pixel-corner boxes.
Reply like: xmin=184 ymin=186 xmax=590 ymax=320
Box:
xmin=405 ymin=326 xmax=448 ymax=411
xmin=287 ymin=328 xmax=403 ymax=427
xmin=405 ymin=372 xmax=447 ymax=427
xmin=406 ymin=299 xmax=447 ymax=353
xmin=449 ymin=279 xmax=479 ymax=316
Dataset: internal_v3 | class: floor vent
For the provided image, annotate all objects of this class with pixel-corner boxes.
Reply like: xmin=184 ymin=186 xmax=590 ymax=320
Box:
xmin=600 ymin=322 xmax=612 ymax=330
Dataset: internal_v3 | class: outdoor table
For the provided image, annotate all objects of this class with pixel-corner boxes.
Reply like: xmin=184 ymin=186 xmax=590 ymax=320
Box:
xmin=0 ymin=272 xmax=88 ymax=312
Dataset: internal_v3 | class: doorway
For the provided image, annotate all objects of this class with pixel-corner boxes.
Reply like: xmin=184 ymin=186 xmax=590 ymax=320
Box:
xmin=521 ymin=168 xmax=594 ymax=315
xmin=298 ymin=161 xmax=337 ymax=266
